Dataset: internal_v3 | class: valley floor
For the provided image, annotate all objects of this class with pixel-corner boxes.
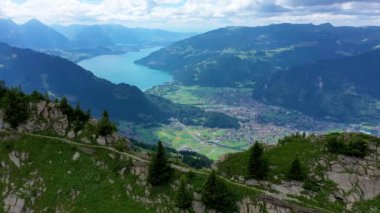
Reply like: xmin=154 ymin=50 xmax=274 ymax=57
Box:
xmin=123 ymin=83 xmax=379 ymax=160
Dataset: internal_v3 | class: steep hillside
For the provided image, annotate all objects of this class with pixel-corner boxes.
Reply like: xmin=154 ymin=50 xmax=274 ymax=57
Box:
xmin=0 ymin=44 xmax=239 ymax=128
xmin=0 ymin=88 xmax=312 ymax=213
xmin=0 ymin=86 xmax=378 ymax=212
xmin=137 ymin=23 xmax=380 ymax=86
xmin=0 ymin=42 xmax=165 ymax=122
xmin=217 ymin=133 xmax=380 ymax=211
xmin=253 ymin=49 xmax=380 ymax=123
xmin=0 ymin=19 xmax=70 ymax=49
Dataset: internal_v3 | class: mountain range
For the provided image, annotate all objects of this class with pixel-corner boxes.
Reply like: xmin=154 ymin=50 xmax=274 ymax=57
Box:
xmin=0 ymin=19 xmax=71 ymax=49
xmin=0 ymin=42 xmax=164 ymax=122
xmin=138 ymin=23 xmax=380 ymax=86
xmin=253 ymin=49 xmax=380 ymax=122
xmin=0 ymin=19 xmax=195 ymax=62
xmin=138 ymin=23 xmax=380 ymax=122
xmin=0 ymin=42 xmax=238 ymax=128
xmin=52 ymin=24 xmax=195 ymax=48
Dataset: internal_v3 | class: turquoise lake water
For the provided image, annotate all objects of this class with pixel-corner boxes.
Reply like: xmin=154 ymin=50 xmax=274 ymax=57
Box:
xmin=78 ymin=47 xmax=173 ymax=91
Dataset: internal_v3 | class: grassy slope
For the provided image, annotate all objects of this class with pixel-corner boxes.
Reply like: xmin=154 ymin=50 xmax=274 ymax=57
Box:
xmin=0 ymin=132 xmax=151 ymax=212
xmin=217 ymin=133 xmax=380 ymax=212
xmin=0 ymin=132 xmax=263 ymax=212
xmin=217 ymin=135 xmax=323 ymax=181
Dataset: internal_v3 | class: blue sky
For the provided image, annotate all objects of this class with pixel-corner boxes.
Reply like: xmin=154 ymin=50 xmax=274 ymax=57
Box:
xmin=0 ymin=0 xmax=380 ymax=31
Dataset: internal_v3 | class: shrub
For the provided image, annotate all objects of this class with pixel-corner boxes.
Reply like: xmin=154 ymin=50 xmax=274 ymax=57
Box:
xmin=303 ymin=178 xmax=320 ymax=192
xmin=326 ymin=134 xmax=369 ymax=158
xmin=287 ymin=157 xmax=305 ymax=181
xmin=113 ymin=139 xmax=129 ymax=152
xmin=59 ymin=98 xmax=90 ymax=132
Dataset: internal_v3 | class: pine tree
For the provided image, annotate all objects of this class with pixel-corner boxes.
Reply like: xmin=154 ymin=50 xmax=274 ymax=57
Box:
xmin=3 ymin=90 xmax=29 ymax=128
xmin=175 ymin=176 xmax=193 ymax=209
xmin=97 ymin=111 xmax=117 ymax=136
xmin=287 ymin=157 xmax=304 ymax=181
xmin=147 ymin=141 xmax=172 ymax=185
xmin=201 ymin=171 xmax=236 ymax=212
xmin=247 ymin=141 xmax=267 ymax=180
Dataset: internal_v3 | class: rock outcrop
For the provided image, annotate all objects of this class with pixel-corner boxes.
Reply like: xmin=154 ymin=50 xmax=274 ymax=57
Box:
xmin=0 ymin=101 xmax=69 ymax=136
xmin=322 ymin=143 xmax=380 ymax=209
xmin=239 ymin=196 xmax=319 ymax=213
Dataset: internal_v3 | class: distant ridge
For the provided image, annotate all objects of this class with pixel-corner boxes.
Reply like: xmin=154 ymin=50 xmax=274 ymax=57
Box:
xmin=0 ymin=19 xmax=71 ymax=49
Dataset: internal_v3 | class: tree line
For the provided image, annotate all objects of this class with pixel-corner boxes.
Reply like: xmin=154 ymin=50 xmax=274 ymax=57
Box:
xmin=0 ymin=81 xmax=116 ymax=137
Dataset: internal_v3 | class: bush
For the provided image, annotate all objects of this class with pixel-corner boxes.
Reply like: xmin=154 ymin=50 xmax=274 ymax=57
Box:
xmin=303 ymin=178 xmax=320 ymax=192
xmin=113 ymin=139 xmax=129 ymax=152
xmin=179 ymin=150 xmax=213 ymax=169
xmin=59 ymin=98 xmax=90 ymax=132
xmin=287 ymin=157 xmax=305 ymax=181
xmin=326 ymin=134 xmax=368 ymax=158
xmin=346 ymin=140 xmax=368 ymax=158
xmin=0 ymin=141 xmax=14 ymax=151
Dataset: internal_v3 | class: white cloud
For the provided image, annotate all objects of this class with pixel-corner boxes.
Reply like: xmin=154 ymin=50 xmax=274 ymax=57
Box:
xmin=0 ymin=0 xmax=380 ymax=31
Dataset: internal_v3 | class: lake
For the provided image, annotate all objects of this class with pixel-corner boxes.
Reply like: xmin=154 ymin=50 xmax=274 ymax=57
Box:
xmin=78 ymin=47 xmax=173 ymax=91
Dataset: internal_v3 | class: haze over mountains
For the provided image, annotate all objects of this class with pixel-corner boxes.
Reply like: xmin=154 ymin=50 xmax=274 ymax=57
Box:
xmin=0 ymin=19 xmax=379 ymax=125
xmin=0 ymin=19 xmax=70 ymax=49
xmin=52 ymin=24 xmax=195 ymax=48
xmin=0 ymin=18 xmax=194 ymax=61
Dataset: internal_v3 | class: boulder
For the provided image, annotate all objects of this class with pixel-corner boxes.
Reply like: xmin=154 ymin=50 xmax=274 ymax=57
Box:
xmin=72 ymin=152 xmax=80 ymax=161
xmin=97 ymin=136 xmax=106 ymax=146
xmin=9 ymin=151 xmax=21 ymax=168
xmin=67 ymin=130 xmax=75 ymax=139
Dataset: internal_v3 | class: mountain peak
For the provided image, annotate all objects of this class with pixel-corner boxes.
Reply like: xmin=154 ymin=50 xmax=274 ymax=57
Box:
xmin=23 ymin=18 xmax=45 ymax=27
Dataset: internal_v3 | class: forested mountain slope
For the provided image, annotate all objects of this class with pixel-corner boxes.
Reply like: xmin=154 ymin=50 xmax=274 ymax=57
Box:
xmin=253 ymin=49 xmax=380 ymax=122
xmin=138 ymin=23 xmax=380 ymax=87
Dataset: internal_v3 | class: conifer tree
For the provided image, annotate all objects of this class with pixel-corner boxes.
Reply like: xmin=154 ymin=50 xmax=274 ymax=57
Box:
xmin=3 ymin=89 xmax=29 ymax=128
xmin=247 ymin=141 xmax=268 ymax=180
xmin=287 ymin=157 xmax=305 ymax=181
xmin=201 ymin=171 xmax=236 ymax=212
xmin=147 ymin=141 xmax=171 ymax=185
xmin=175 ymin=176 xmax=193 ymax=209
xmin=97 ymin=110 xmax=117 ymax=136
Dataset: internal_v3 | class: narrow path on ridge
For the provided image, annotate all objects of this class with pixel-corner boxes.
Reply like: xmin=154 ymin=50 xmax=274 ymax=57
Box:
xmin=5 ymin=131 xmax=331 ymax=213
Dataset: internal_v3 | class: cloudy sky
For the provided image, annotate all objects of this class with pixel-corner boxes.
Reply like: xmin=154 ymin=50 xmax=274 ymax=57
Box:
xmin=0 ymin=0 xmax=379 ymax=31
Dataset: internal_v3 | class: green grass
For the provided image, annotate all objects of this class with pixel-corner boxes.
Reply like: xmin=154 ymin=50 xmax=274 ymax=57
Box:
xmin=352 ymin=196 xmax=380 ymax=212
xmin=0 ymin=132 xmax=265 ymax=212
xmin=0 ymin=133 xmax=152 ymax=212
xmin=217 ymin=136 xmax=323 ymax=181
xmin=148 ymin=84 xmax=253 ymax=108
xmin=134 ymin=125 xmax=244 ymax=160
